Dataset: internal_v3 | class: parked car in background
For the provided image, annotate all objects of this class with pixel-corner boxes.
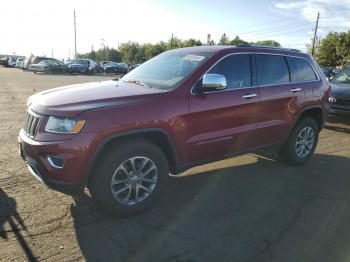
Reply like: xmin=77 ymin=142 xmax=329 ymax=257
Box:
xmin=329 ymin=68 xmax=350 ymax=117
xmin=68 ymin=59 xmax=96 ymax=74
xmin=95 ymin=62 xmax=105 ymax=73
xmin=22 ymin=57 xmax=33 ymax=70
xmin=321 ymin=67 xmax=341 ymax=80
xmin=101 ymin=61 xmax=113 ymax=67
xmin=7 ymin=57 xmax=19 ymax=67
xmin=104 ymin=62 xmax=129 ymax=74
xmin=18 ymin=45 xmax=330 ymax=217
xmin=31 ymin=56 xmax=57 ymax=65
xmin=15 ymin=58 xmax=25 ymax=68
xmin=28 ymin=59 xmax=67 ymax=74
xmin=0 ymin=57 xmax=9 ymax=66
xmin=129 ymin=64 xmax=140 ymax=71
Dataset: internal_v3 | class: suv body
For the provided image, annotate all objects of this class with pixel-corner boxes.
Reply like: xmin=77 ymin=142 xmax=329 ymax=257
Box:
xmin=18 ymin=46 xmax=330 ymax=216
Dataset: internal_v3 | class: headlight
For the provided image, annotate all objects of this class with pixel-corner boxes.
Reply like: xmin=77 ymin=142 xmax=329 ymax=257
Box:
xmin=45 ymin=116 xmax=85 ymax=134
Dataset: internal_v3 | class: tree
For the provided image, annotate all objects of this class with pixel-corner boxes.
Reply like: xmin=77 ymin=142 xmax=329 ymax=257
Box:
xmin=76 ymin=35 xmax=284 ymax=64
xmin=119 ymin=42 xmax=142 ymax=64
xmin=219 ymin=33 xmax=230 ymax=45
xmin=182 ymin=38 xmax=202 ymax=47
xmin=312 ymin=31 xmax=350 ymax=67
xmin=254 ymin=40 xmax=281 ymax=47
xmin=230 ymin=36 xmax=248 ymax=46
xmin=336 ymin=31 xmax=350 ymax=66
xmin=316 ymin=32 xmax=341 ymax=67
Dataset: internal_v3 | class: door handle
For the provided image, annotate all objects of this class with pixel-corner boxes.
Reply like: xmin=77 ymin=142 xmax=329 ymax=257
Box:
xmin=242 ymin=93 xmax=257 ymax=99
xmin=290 ymin=88 xmax=302 ymax=93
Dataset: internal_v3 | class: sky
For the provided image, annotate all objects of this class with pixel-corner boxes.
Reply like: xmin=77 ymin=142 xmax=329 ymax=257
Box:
xmin=1 ymin=0 xmax=350 ymax=59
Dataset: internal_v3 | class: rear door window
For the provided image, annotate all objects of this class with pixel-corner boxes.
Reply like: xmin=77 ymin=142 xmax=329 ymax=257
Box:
xmin=208 ymin=54 xmax=252 ymax=89
xmin=286 ymin=57 xmax=318 ymax=82
xmin=256 ymin=54 xmax=290 ymax=86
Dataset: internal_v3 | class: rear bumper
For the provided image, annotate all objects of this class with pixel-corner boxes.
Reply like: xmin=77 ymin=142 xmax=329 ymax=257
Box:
xmin=18 ymin=130 xmax=97 ymax=195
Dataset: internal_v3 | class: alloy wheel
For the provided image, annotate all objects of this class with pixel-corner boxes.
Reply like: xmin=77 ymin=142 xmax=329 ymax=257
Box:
xmin=110 ymin=156 xmax=158 ymax=206
xmin=295 ymin=126 xmax=315 ymax=158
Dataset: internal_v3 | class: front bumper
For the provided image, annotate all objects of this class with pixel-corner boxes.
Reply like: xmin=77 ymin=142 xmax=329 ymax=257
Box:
xmin=330 ymin=106 xmax=350 ymax=117
xmin=18 ymin=130 xmax=97 ymax=194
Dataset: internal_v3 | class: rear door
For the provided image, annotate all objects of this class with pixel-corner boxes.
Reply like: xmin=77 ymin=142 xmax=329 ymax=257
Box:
xmin=254 ymin=54 xmax=302 ymax=146
xmin=187 ymin=54 xmax=261 ymax=163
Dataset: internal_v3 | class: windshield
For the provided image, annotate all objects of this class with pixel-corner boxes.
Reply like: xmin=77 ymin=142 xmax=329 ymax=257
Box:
xmin=331 ymin=69 xmax=350 ymax=84
xmin=121 ymin=50 xmax=212 ymax=90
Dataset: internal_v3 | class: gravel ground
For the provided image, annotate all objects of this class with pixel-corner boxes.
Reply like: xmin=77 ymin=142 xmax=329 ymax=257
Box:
xmin=0 ymin=66 xmax=350 ymax=262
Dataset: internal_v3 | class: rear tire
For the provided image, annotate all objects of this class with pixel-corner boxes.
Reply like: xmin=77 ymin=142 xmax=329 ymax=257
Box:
xmin=89 ymin=139 xmax=169 ymax=217
xmin=279 ymin=117 xmax=319 ymax=165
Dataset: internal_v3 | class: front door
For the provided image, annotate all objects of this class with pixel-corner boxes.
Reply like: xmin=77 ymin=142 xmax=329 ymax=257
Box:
xmin=187 ymin=54 xmax=261 ymax=163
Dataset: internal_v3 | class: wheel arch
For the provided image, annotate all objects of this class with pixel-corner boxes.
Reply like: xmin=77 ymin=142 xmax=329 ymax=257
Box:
xmin=296 ymin=106 xmax=324 ymax=130
xmin=84 ymin=128 xmax=179 ymax=188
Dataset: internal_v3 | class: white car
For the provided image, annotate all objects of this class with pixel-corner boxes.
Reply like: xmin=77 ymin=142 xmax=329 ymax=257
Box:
xmin=7 ymin=57 xmax=19 ymax=67
xmin=15 ymin=58 xmax=25 ymax=68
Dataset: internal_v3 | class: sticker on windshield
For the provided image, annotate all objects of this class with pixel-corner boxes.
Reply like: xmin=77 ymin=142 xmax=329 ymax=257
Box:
xmin=184 ymin=55 xmax=205 ymax=62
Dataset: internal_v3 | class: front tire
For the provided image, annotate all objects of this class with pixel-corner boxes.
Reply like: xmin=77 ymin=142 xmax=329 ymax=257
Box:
xmin=89 ymin=139 xmax=169 ymax=217
xmin=279 ymin=117 xmax=319 ymax=165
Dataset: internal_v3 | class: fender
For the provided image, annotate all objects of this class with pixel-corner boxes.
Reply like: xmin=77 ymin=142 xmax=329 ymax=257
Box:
xmin=83 ymin=127 xmax=179 ymax=186
xmin=287 ymin=104 xmax=324 ymax=139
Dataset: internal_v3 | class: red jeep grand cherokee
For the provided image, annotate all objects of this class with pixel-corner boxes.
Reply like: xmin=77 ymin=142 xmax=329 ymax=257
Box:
xmin=18 ymin=45 xmax=330 ymax=216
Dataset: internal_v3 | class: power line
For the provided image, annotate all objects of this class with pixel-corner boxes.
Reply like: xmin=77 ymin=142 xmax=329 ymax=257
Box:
xmin=237 ymin=21 xmax=314 ymax=36
xmin=228 ymin=16 xmax=308 ymax=30
xmin=244 ymin=27 xmax=313 ymax=40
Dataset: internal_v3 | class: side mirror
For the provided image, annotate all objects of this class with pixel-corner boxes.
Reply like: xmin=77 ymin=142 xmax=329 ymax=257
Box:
xmin=201 ymin=74 xmax=227 ymax=91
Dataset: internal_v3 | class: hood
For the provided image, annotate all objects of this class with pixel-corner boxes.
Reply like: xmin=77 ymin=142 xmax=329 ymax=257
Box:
xmin=330 ymin=83 xmax=350 ymax=98
xmin=28 ymin=80 xmax=166 ymax=117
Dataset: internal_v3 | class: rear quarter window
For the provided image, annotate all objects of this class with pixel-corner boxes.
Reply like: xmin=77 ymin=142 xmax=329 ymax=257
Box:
xmin=256 ymin=54 xmax=289 ymax=86
xmin=287 ymin=57 xmax=318 ymax=82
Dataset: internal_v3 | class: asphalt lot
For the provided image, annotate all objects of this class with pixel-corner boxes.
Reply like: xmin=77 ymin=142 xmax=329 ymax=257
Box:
xmin=0 ymin=66 xmax=350 ymax=262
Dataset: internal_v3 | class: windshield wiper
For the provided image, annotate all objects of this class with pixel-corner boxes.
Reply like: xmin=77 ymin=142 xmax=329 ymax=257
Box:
xmin=124 ymin=79 xmax=150 ymax=88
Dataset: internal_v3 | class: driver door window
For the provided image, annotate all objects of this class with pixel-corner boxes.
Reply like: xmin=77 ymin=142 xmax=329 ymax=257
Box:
xmin=208 ymin=54 xmax=252 ymax=90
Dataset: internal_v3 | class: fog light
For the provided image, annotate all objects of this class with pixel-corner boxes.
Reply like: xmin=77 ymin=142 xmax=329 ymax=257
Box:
xmin=47 ymin=155 xmax=64 ymax=169
xmin=329 ymin=97 xmax=336 ymax=103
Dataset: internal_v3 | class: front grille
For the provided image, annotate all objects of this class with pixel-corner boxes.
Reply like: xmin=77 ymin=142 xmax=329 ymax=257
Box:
xmin=23 ymin=111 xmax=40 ymax=138
xmin=335 ymin=98 xmax=350 ymax=106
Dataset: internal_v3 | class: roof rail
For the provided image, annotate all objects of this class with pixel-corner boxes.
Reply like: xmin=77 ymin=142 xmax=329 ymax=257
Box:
xmin=237 ymin=44 xmax=301 ymax=52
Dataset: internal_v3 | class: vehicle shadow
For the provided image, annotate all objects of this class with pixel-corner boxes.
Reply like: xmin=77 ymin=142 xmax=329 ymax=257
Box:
xmin=325 ymin=116 xmax=350 ymax=134
xmin=70 ymin=153 xmax=350 ymax=262
xmin=0 ymin=188 xmax=37 ymax=261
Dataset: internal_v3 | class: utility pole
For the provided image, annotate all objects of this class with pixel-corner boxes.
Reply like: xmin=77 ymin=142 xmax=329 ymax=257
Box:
xmin=74 ymin=10 xmax=77 ymax=59
xmin=311 ymin=12 xmax=320 ymax=57
xmin=171 ymin=33 xmax=174 ymax=49
xmin=207 ymin=34 xmax=211 ymax=45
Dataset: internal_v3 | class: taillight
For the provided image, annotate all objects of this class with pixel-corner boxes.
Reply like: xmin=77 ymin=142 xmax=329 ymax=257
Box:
xmin=325 ymin=84 xmax=331 ymax=94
